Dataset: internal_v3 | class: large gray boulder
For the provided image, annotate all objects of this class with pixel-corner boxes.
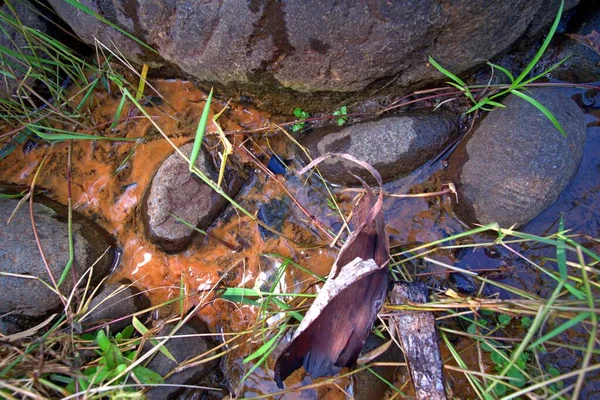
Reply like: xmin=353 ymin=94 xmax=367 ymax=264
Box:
xmin=300 ymin=111 xmax=458 ymax=185
xmin=142 ymin=142 xmax=246 ymax=253
xmin=47 ymin=0 xmax=577 ymax=112
xmin=0 ymin=197 xmax=116 ymax=328
xmin=452 ymin=88 xmax=586 ymax=228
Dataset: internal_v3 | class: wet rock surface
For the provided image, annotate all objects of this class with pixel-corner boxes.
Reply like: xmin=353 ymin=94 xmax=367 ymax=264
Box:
xmin=300 ymin=112 xmax=458 ymax=185
xmin=543 ymin=2 xmax=600 ymax=84
xmin=452 ymin=88 xmax=586 ymax=228
xmin=143 ymin=319 xmax=225 ymax=400
xmin=82 ymin=280 xmax=150 ymax=333
xmin=47 ymin=0 xmax=578 ymax=112
xmin=0 ymin=197 xmax=115 ymax=327
xmin=142 ymin=143 xmax=245 ymax=253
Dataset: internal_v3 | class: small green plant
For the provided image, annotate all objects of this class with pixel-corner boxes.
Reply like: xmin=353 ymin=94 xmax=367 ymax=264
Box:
xmin=333 ymin=105 xmax=349 ymax=126
xmin=292 ymin=107 xmax=310 ymax=132
xmin=59 ymin=325 xmax=163 ymax=394
xmin=429 ymin=0 xmax=567 ymax=136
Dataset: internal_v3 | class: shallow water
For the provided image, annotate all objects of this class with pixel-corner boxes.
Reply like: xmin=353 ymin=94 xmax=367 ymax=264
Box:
xmin=1 ymin=79 xmax=598 ymax=398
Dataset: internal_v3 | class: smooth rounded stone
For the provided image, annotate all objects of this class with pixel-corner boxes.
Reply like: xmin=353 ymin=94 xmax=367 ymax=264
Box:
xmin=81 ymin=280 xmax=150 ymax=333
xmin=300 ymin=112 xmax=458 ymax=185
xmin=0 ymin=197 xmax=116 ymax=327
xmin=143 ymin=319 xmax=225 ymax=400
xmin=0 ymin=1 xmax=49 ymax=100
xmin=544 ymin=31 xmax=600 ymax=83
xmin=452 ymin=88 xmax=586 ymax=228
xmin=142 ymin=143 xmax=245 ymax=253
xmin=47 ymin=0 xmax=578 ymax=112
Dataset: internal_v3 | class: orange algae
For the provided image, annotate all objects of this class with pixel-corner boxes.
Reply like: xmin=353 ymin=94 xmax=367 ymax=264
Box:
xmin=0 ymin=77 xmax=325 ymax=317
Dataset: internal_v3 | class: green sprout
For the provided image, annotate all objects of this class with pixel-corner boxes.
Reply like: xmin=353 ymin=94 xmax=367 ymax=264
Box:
xmin=333 ymin=105 xmax=349 ymax=126
xmin=292 ymin=107 xmax=310 ymax=132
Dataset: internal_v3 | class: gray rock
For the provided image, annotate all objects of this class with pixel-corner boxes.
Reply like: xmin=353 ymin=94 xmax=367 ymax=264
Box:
xmin=453 ymin=88 xmax=586 ymax=228
xmin=0 ymin=1 xmax=50 ymax=100
xmin=82 ymin=280 xmax=150 ymax=333
xmin=543 ymin=3 xmax=600 ymax=84
xmin=143 ymin=319 xmax=224 ymax=400
xmin=0 ymin=197 xmax=115 ymax=327
xmin=47 ymin=0 xmax=578 ymax=112
xmin=300 ymin=112 xmax=458 ymax=185
xmin=142 ymin=142 xmax=245 ymax=254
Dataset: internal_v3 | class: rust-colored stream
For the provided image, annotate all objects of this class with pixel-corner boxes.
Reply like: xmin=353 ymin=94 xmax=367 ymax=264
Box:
xmin=2 ymin=74 xmax=598 ymax=398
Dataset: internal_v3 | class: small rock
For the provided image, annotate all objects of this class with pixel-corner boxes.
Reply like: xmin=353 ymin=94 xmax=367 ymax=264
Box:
xmin=0 ymin=197 xmax=115 ymax=328
xmin=544 ymin=3 xmax=600 ymax=83
xmin=452 ymin=88 xmax=586 ymax=228
xmin=143 ymin=319 xmax=225 ymax=400
xmin=545 ymin=38 xmax=600 ymax=83
xmin=300 ymin=112 xmax=458 ymax=185
xmin=257 ymin=198 xmax=289 ymax=240
xmin=142 ymin=143 xmax=245 ymax=253
xmin=82 ymin=280 xmax=150 ymax=333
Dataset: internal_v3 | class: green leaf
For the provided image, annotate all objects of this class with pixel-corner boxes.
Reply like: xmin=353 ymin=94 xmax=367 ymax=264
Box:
xmin=190 ymin=88 xmax=213 ymax=169
xmin=96 ymin=330 xmax=111 ymax=353
xmin=498 ymin=314 xmax=511 ymax=326
xmin=120 ymin=325 xmax=134 ymax=340
xmin=243 ymin=330 xmax=282 ymax=363
xmin=547 ymin=366 xmax=560 ymax=377
xmin=487 ymin=62 xmax=515 ymax=83
xmin=491 ymin=350 xmax=507 ymax=366
xmin=104 ymin=343 xmax=124 ymax=370
xmin=131 ymin=316 xmax=176 ymax=362
xmin=507 ymin=367 xmax=526 ymax=388
xmin=109 ymin=94 xmax=127 ymax=130
xmin=510 ymin=89 xmax=565 ymax=136
xmin=293 ymin=107 xmax=303 ymax=118
xmin=429 ymin=56 xmax=467 ymax=87
xmin=494 ymin=384 xmax=507 ymax=396
xmin=520 ymin=317 xmax=532 ymax=328
xmin=133 ymin=366 xmax=164 ymax=385
xmin=529 ymin=311 xmax=591 ymax=349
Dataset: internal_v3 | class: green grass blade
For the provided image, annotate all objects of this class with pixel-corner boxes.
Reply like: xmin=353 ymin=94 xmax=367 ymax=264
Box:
xmin=487 ymin=61 xmax=515 ymax=83
xmin=429 ymin=56 xmax=466 ymax=86
xmin=109 ymin=94 xmax=127 ymax=130
xmin=510 ymin=89 xmax=565 ymax=136
xmin=521 ymin=56 xmax=570 ymax=86
xmin=243 ymin=328 xmax=283 ymax=363
xmin=528 ymin=311 xmax=591 ymax=350
xmin=512 ymin=0 xmax=564 ymax=87
xmin=131 ymin=316 xmax=176 ymax=362
xmin=189 ymin=88 xmax=213 ymax=169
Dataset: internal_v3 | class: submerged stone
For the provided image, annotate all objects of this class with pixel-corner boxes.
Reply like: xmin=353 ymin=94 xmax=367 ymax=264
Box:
xmin=142 ymin=143 xmax=245 ymax=253
xmin=300 ymin=111 xmax=458 ymax=185
xmin=0 ymin=197 xmax=115 ymax=328
xmin=452 ymin=88 xmax=586 ymax=228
